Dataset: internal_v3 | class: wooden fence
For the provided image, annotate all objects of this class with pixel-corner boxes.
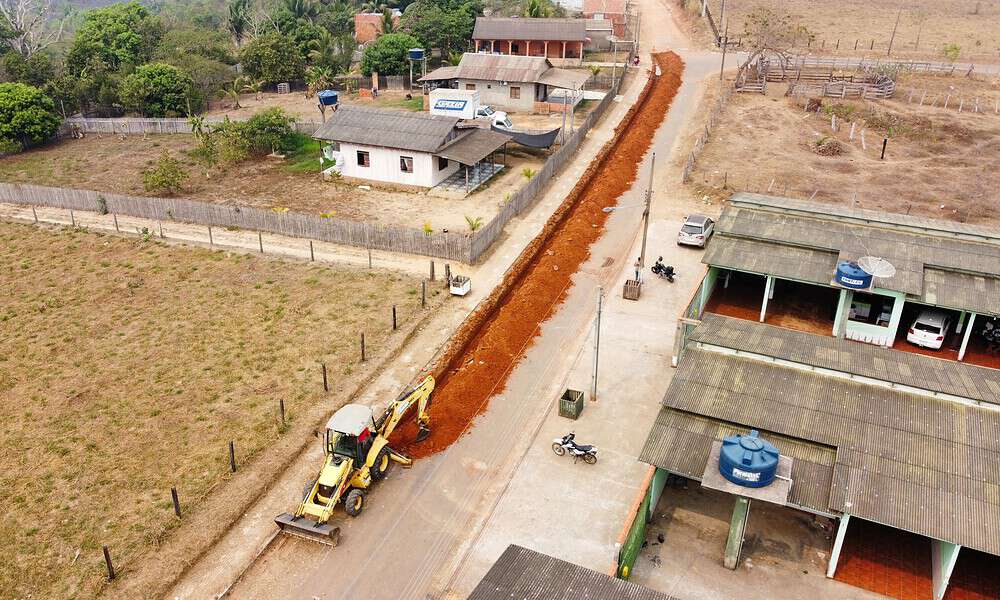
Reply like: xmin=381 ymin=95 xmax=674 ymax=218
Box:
xmin=469 ymin=82 xmax=622 ymax=261
xmin=59 ymin=117 xmax=323 ymax=137
xmin=0 ymin=183 xmax=472 ymax=261
xmin=681 ymin=85 xmax=733 ymax=183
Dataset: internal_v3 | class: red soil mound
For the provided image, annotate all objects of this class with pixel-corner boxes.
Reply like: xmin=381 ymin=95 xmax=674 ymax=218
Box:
xmin=392 ymin=52 xmax=685 ymax=458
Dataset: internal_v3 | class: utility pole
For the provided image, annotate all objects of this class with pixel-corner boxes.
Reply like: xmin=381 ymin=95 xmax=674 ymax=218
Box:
xmin=639 ymin=152 xmax=656 ymax=268
xmin=611 ymin=41 xmax=619 ymax=88
xmin=887 ymin=5 xmax=903 ymax=56
xmin=720 ymin=21 xmax=729 ymax=80
xmin=591 ymin=287 xmax=604 ymax=402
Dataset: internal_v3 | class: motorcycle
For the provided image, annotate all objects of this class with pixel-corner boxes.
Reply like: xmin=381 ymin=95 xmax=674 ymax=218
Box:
xmin=552 ymin=432 xmax=598 ymax=464
xmin=651 ymin=257 xmax=675 ymax=282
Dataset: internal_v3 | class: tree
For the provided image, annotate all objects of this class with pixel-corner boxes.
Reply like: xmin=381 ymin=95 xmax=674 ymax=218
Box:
xmin=240 ymin=31 xmax=305 ymax=84
xmin=1 ymin=50 xmax=53 ymax=86
xmin=524 ymin=0 xmax=548 ymax=18
xmin=283 ymin=0 xmax=319 ymax=22
xmin=942 ymin=43 xmax=961 ymax=62
xmin=0 ymin=0 xmax=65 ymax=57
xmin=120 ymin=63 xmax=193 ymax=117
xmin=227 ymin=0 xmax=251 ymax=47
xmin=307 ymin=29 xmax=354 ymax=72
xmin=464 ymin=215 xmax=482 ymax=232
xmin=0 ymin=82 xmax=61 ymax=152
xmin=65 ymin=2 xmax=162 ymax=75
xmin=737 ymin=7 xmax=811 ymax=80
xmin=381 ymin=8 xmax=395 ymax=33
xmin=400 ymin=0 xmax=477 ymax=56
xmin=360 ymin=32 xmax=420 ymax=76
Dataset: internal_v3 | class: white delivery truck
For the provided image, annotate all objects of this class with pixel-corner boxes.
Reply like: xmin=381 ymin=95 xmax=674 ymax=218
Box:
xmin=429 ymin=88 xmax=513 ymax=129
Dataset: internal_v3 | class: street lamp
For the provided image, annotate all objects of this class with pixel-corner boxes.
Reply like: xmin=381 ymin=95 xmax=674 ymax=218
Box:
xmin=602 ymin=152 xmax=655 ymax=268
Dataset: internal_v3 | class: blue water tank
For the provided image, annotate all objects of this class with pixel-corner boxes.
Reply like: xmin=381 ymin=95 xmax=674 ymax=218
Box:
xmin=719 ymin=430 xmax=780 ymax=488
xmin=317 ymin=90 xmax=339 ymax=106
xmin=408 ymin=47 xmax=425 ymax=61
xmin=834 ymin=260 xmax=872 ymax=290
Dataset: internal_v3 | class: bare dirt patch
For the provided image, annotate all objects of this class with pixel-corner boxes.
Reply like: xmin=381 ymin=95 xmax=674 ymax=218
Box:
xmin=689 ymin=0 xmax=1000 ymax=61
xmin=686 ymin=74 xmax=1000 ymax=225
xmin=0 ymin=134 xmax=545 ymax=232
xmin=0 ymin=221 xmax=440 ymax=599
xmin=391 ymin=52 xmax=684 ymax=456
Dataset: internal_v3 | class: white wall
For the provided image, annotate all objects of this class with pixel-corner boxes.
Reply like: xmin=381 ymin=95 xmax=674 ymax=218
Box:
xmin=457 ymin=79 xmax=539 ymax=112
xmin=340 ymin=143 xmax=460 ymax=188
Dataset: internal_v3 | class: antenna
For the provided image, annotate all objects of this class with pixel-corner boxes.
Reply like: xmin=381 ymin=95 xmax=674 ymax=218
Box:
xmin=857 ymin=255 xmax=897 ymax=279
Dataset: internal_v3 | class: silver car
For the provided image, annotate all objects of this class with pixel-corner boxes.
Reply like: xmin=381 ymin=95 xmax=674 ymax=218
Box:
xmin=677 ymin=214 xmax=715 ymax=248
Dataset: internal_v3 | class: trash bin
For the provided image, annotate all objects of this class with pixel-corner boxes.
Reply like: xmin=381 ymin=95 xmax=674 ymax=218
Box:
xmin=559 ymin=388 xmax=585 ymax=420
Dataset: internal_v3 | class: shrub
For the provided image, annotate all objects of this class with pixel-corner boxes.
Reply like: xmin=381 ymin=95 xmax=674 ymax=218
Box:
xmin=942 ymin=43 xmax=961 ymax=62
xmin=198 ymin=108 xmax=298 ymax=165
xmin=143 ymin=152 xmax=189 ymax=195
xmin=360 ymin=33 xmax=421 ymax=76
xmin=0 ymin=83 xmax=62 ymax=153
xmin=240 ymin=32 xmax=305 ymax=85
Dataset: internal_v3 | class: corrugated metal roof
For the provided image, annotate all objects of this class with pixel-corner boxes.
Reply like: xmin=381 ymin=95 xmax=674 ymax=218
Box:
xmin=705 ymin=194 xmax=1000 ymax=314
xmin=639 ymin=408 xmax=836 ymax=512
xmin=643 ymin=342 xmax=1000 ymax=555
xmin=922 ymin=268 xmax=1000 ymax=317
xmin=473 ymin=17 xmax=588 ymax=42
xmin=690 ymin=315 xmax=1000 ymax=405
xmin=583 ymin=0 xmax=628 ymax=13
xmin=419 ymin=65 xmax=460 ymax=81
xmin=468 ymin=545 xmax=678 ymax=600
xmin=537 ymin=67 xmax=591 ymax=89
xmin=436 ymin=128 xmax=510 ymax=165
xmin=312 ymin=106 xmax=459 ymax=153
xmin=450 ymin=52 xmax=550 ymax=83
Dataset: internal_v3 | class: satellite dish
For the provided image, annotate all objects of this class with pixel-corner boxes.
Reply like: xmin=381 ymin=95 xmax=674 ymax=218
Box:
xmin=857 ymin=256 xmax=896 ymax=278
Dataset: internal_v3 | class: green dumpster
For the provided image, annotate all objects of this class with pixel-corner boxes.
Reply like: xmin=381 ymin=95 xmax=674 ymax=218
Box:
xmin=559 ymin=388 xmax=585 ymax=420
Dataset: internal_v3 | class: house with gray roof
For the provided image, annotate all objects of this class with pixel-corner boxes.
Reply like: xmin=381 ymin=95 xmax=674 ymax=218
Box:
xmin=312 ymin=106 xmax=510 ymax=193
xmin=472 ymin=17 xmax=588 ymax=66
xmin=633 ymin=194 xmax=1000 ymax=600
xmin=420 ymin=53 xmax=590 ymax=113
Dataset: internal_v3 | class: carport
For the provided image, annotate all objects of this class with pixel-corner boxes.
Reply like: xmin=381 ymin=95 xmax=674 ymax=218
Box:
xmin=432 ymin=128 xmax=511 ymax=195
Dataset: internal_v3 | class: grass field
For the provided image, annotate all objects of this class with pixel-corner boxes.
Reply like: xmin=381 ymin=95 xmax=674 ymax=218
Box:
xmin=687 ymin=72 xmax=1000 ymax=225
xmin=0 ymin=221 xmax=439 ymax=599
xmin=686 ymin=0 xmax=1000 ymax=61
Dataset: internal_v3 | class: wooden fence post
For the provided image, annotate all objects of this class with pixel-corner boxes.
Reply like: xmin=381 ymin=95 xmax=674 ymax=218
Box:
xmin=258 ymin=231 xmax=263 ymax=253
xmin=207 ymin=225 xmax=213 ymax=246
xmin=32 ymin=206 xmax=38 ymax=223
xmin=421 ymin=280 xmax=426 ymax=308
xmin=113 ymin=213 xmax=119 ymax=232
xmin=102 ymin=545 xmax=116 ymax=580
xmin=321 ymin=363 xmax=328 ymax=392
xmin=229 ymin=441 xmax=236 ymax=472
xmin=171 ymin=487 xmax=181 ymax=518
xmin=158 ymin=221 xmax=164 ymax=238
xmin=361 ymin=333 xmax=366 ymax=362
xmin=444 ymin=264 xmax=451 ymax=286
xmin=309 ymin=240 xmax=314 ymax=261
xmin=392 ymin=305 xmax=397 ymax=330
xmin=279 ymin=398 xmax=286 ymax=425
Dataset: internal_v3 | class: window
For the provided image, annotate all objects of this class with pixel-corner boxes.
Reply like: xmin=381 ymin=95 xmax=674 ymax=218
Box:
xmin=465 ymin=83 xmax=476 ymax=91
xmin=510 ymin=86 xmax=520 ymax=99
xmin=356 ymin=150 xmax=370 ymax=167
xmin=400 ymin=156 xmax=414 ymax=173
xmin=438 ymin=156 xmax=449 ymax=170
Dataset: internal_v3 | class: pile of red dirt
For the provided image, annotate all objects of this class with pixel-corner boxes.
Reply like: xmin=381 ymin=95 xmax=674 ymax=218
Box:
xmin=392 ymin=53 xmax=685 ymax=459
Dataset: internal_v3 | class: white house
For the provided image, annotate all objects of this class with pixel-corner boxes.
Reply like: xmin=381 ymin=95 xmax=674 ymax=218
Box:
xmin=312 ymin=106 xmax=511 ymax=191
xmin=419 ymin=53 xmax=590 ymax=114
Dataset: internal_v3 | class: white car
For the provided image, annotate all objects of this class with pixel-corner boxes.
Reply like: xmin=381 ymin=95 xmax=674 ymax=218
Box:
xmin=677 ymin=214 xmax=715 ymax=248
xmin=906 ymin=310 xmax=952 ymax=350
xmin=476 ymin=105 xmax=513 ymax=129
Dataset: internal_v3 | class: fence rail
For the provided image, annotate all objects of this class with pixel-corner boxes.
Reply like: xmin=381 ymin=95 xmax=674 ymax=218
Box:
xmin=11 ymin=74 xmax=628 ymax=264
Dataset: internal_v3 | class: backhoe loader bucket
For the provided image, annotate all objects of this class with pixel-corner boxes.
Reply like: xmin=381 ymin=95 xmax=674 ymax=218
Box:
xmin=415 ymin=423 xmax=431 ymax=442
xmin=274 ymin=513 xmax=341 ymax=546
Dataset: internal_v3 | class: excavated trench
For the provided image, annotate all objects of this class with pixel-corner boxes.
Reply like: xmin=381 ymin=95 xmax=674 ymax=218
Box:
xmin=392 ymin=52 xmax=684 ymax=458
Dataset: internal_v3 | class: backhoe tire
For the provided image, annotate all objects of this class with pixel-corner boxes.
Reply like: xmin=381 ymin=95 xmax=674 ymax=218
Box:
xmin=344 ymin=489 xmax=365 ymax=517
xmin=302 ymin=479 xmax=317 ymax=500
xmin=371 ymin=447 xmax=392 ymax=482
xmin=552 ymin=443 xmax=566 ymax=456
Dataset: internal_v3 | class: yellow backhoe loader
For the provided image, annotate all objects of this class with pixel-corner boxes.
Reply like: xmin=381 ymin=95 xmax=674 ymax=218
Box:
xmin=274 ymin=375 xmax=434 ymax=545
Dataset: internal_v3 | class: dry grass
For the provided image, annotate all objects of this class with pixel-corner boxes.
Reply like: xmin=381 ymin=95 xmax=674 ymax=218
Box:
xmin=0 ymin=221 xmax=441 ymax=599
xmin=689 ymin=0 xmax=1000 ymax=61
xmin=0 ymin=134 xmax=544 ymax=232
xmin=687 ymin=73 xmax=1000 ymax=225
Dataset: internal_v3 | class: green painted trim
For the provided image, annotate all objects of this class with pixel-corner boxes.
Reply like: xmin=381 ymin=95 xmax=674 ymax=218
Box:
xmin=723 ymin=497 xmax=749 ymax=570
xmin=833 ymin=289 xmax=850 ymax=337
xmin=932 ymin=539 xmax=961 ymax=600
xmin=648 ymin=468 xmax=670 ymax=521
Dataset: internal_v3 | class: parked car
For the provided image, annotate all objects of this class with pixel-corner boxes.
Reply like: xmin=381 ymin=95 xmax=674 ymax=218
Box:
xmin=906 ymin=309 xmax=952 ymax=350
xmin=677 ymin=214 xmax=715 ymax=248
xmin=476 ymin=105 xmax=513 ymax=129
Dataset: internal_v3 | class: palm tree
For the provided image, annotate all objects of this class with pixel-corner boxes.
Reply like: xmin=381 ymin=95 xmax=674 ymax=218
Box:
xmin=587 ymin=64 xmax=602 ymax=90
xmin=524 ymin=0 xmax=549 ymax=18
xmin=305 ymin=65 xmax=334 ymax=97
xmin=189 ymin=115 xmax=206 ymax=140
xmin=381 ymin=8 xmax=395 ymax=33
xmin=465 ymin=215 xmax=483 ymax=233
xmin=228 ymin=0 xmax=251 ymax=47
xmin=308 ymin=30 xmax=354 ymax=71
xmin=218 ymin=76 xmax=253 ymax=109
xmin=284 ymin=0 xmax=319 ymax=22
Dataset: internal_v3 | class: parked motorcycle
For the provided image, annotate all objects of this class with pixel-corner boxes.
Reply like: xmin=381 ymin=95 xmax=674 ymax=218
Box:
xmin=552 ymin=433 xmax=598 ymax=464
xmin=651 ymin=257 xmax=675 ymax=282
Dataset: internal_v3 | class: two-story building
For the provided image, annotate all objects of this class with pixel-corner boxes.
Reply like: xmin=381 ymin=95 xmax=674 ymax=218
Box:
xmin=312 ymin=106 xmax=510 ymax=193
xmin=583 ymin=0 xmax=629 ymax=38
xmin=629 ymin=193 xmax=1000 ymax=600
xmin=471 ymin=17 xmax=588 ymax=66
xmin=419 ymin=53 xmax=590 ymax=114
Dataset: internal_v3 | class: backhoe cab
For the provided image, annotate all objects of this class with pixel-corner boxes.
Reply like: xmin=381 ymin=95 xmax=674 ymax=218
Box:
xmin=274 ymin=375 xmax=434 ymax=545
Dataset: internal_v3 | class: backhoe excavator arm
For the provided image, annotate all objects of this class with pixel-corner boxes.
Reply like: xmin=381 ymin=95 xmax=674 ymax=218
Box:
xmin=375 ymin=375 xmax=434 ymax=441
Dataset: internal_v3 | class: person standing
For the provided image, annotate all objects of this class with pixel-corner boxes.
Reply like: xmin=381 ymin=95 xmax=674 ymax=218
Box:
xmin=634 ymin=257 xmax=642 ymax=283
